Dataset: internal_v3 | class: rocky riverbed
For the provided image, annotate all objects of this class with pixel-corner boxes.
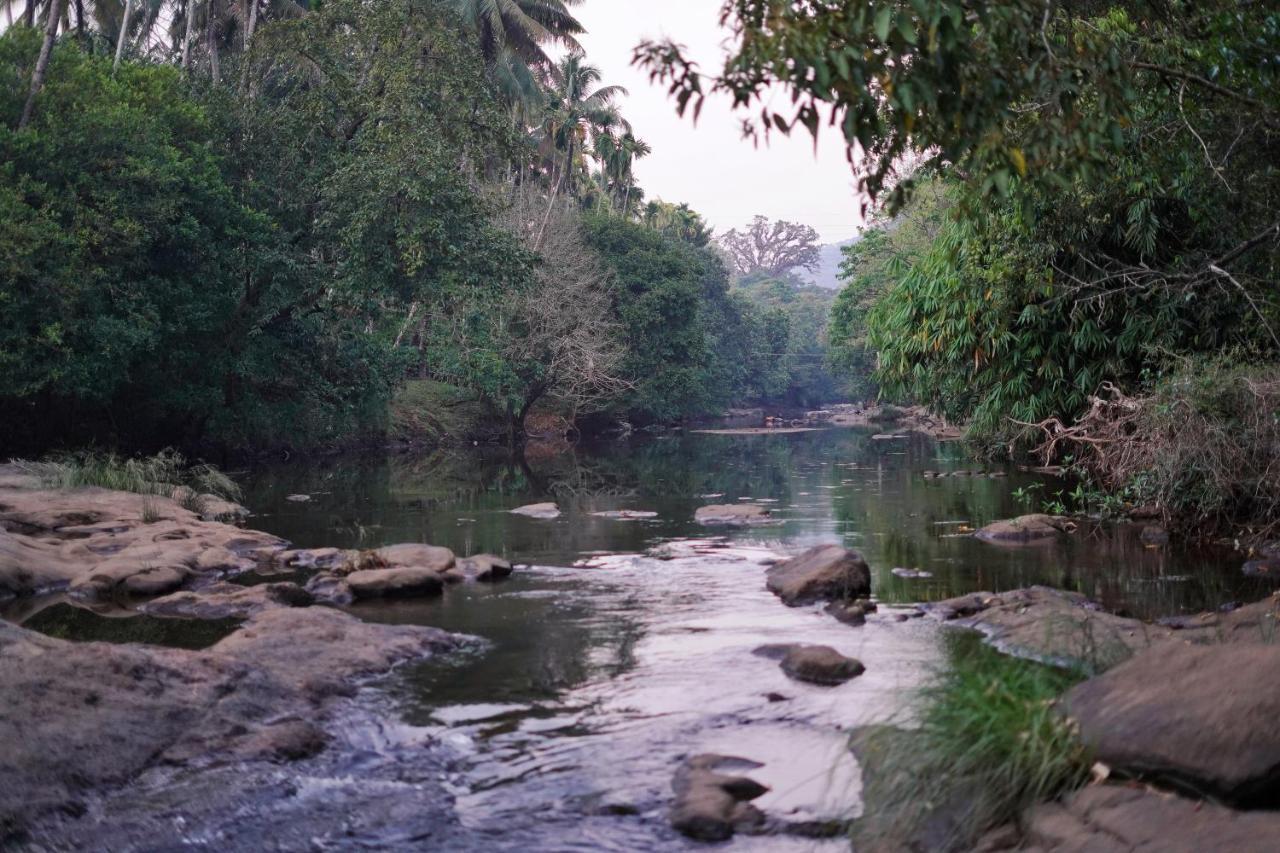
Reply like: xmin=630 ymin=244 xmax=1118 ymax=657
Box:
xmin=4 ymin=446 xmax=1279 ymax=851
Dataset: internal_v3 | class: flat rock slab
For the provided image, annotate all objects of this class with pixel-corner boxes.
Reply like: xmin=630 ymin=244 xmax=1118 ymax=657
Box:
xmin=345 ymin=566 xmax=444 ymax=600
xmin=694 ymin=504 xmax=771 ymax=526
xmin=1063 ymin=643 xmax=1280 ymax=805
xmin=922 ymin=586 xmax=1174 ymax=670
xmin=765 ymin=544 xmax=871 ymax=605
xmin=590 ymin=510 xmax=659 ymax=520
xmin=974 ymin=514 xmax=1074 ymax=545
xmin=923 ymin=587 xmax=1280 ymax=670
xmin=510 ymin=502 xmax=560 ymax=519
xmin=142 ymin=581 xmax=313 ymax=620
xmin=1008 ymin=784 xmax=1280 ymax=852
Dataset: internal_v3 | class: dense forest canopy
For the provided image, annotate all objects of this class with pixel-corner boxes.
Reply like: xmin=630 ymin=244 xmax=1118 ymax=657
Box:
xmin=0 ymin=0 xmax=842 ymax=455
xmin=641 ymin=1 xmax=1278 ymax=531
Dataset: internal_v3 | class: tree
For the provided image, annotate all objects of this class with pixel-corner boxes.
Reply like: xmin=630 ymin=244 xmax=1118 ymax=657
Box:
xmin=642 ymin=200 xmax=711 ymax=247
xmin=718 ymin=216 xmax=820 ymax=278
xmin=16 ymin=0 xmax=62 ymax=129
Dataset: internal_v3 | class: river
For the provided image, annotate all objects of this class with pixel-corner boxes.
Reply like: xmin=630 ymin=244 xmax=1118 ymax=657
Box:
xmin=11 ymin=427 xmax=1265 ymax=850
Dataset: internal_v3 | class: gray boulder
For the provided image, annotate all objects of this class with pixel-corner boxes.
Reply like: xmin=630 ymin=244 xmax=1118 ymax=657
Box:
xmin=765 ymin=544 xmax=871 ymax=605
xmin=1063 ymin=643 xmax=1280 ymax=805
xmin=779 ymin=644 xmax=865 ymax=685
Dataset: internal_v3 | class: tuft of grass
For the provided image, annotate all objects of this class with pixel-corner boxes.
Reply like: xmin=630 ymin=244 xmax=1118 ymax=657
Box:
xmin=140 ymin=496 xmax=163 ymax=524
xmin=852 ymin=632 xmax=1091 ymax=851
xmin=12 ymin=449 xmax=241 ymax=512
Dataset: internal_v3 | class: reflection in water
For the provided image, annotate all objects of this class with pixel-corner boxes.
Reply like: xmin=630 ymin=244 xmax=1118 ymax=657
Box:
xmin=242 ymin=429 xmax=1262 ymax=619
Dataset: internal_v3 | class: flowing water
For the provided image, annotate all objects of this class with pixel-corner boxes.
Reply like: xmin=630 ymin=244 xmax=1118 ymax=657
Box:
xmin=11 ymin=428 xmax=1269 ymax=850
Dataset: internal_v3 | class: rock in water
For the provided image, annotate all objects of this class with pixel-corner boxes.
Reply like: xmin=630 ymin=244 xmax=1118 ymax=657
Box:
xmin=765 ymin=544 xmax=871 ymax=605
xmin=669 ymin=754 xmax=768 ymax=841
xmin=973 ymin=514 xmax=1074 ymax=544
xmin=459 ymin=554 xmax=513 ymax=582
xmin=779 ymin=645 xmax=865 ymax=685
xmin=345 ymin=567 xmax=445 ymax=600
xmin=694 ymin=504 xmax=770 ymax=526
xmin=372 ymin=542 xmax=455 ymax=572
xmin=510 ymin=502 xmax=561 ymax=519
xmin=1063 ymin=643 xmax=1280 ymax=805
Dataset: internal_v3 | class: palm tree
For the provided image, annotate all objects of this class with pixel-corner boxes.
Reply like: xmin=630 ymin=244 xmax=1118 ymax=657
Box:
xmin=454 ymin=0 xmax=583 ymax=74
xmin=541 ymin=52 xmax=626 ymax=195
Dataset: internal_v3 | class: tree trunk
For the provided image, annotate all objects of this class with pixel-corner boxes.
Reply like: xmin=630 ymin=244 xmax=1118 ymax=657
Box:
xmin=112 ymin=0 xmax=134 ymax=73
xmin=17 ymin=0 xmax=64 ymax=131
xmin=206 ymin=3 xmax=219 ymax=83
xmin=23 ymin=0 xmax=33 ymax=28
xmin=238 ymin=0 xmax=258 ymax=92
xmin=180 ymin=0 xmax=195 ymax=69
xmin=74 ymin=0 xmax=84 ymax=38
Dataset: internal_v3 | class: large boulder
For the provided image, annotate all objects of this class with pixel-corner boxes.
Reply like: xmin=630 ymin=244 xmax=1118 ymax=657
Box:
xmin=1007 ymin=783 xmax=1280 ymax=852
xmin=669 ymin=754 xmax=768 ymax=842
xmin=765 ymin=544 xmax=871 ymax=605
xmin=1063 ymin=643 xmax=1280 ymax=805
xmin=345 ymin=567 xmax=444 ymax=600
xmin=694 ymin=504 xmax=771 ymax=526
xmin=459 ymin=554 xmax=513 ymax=582
xmin=974 ymin=514 xmax=1074 ymax=545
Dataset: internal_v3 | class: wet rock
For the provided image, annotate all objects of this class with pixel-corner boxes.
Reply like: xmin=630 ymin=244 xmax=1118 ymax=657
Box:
xmin=694 ymin=504 xmax=770 ymax=526
xmin=973 ymin=514 xmax=1074 ymax=545
xmin=825 ymin=600 xmax=867 ymax=626
xmin=194 ymin=545 xmax=255 ymax=574
xmin=285 ymin=494 xmax=311 ymax=502
xmin=345 ymin=566 xmax=445 ymax=600
xmin=765 ymin=544 xmax=871 ymax=605
xmin=510 ymin=502 xmax=560 ymax=519
xmin=121 ymin=564 xmax=189 ymax=596
xmin=779 ymin=645 xmax=865 ymax=685
xmin=1242 ymin=558 xmax=1279 ymax=577
xmin=670 ymin=754 xmax=769 ymax=842
xmin=213 ymin=606 xmax=464 ymax=700
xmin=195 ymin=495 xmax=250 ymax=523
xmin=763 ymin=692 xmax=790 ymax=703
xmin=372 ymin=542 xmax=455 ymax=572
xmin=0 ymin=604 xmax=463 ymax=839
xmin=305 ymin=572 xmax=353 ymax=605
xmin=142 ymin=581 xmax=313 ymax=620
xmin=1063 ymin=643 xmax=1280 ymax=805
xmin=459 ymin=554 xmax=513 ymax=582
xmin=276 ymin=547 xmax=348 ymax=570
xmin=1140 ymin=525 xmax=1170 ymax=546
xmin=923 ymin=586 xmax=1170 ymax=670
xmin=1018 ymin=783 xmax=1280 ymax=852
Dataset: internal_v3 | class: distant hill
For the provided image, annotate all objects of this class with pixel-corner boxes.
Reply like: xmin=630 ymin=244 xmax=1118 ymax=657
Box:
xmin=796 ymin=235 xmax=862 ymax=290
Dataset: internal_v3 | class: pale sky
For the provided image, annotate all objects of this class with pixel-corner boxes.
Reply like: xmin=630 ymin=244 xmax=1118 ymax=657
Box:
xmin=574 ymin=1 xmax=868 ymax=244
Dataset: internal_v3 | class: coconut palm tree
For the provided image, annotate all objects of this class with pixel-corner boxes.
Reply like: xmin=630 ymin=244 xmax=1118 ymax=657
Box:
xmin=540 ymin=52 xmax=626 ymax=196
xmin=454 ymin=0 xmax=583 ymax=74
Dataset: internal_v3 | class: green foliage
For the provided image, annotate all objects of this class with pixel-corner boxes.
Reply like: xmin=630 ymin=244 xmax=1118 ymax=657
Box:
xmin=585 ymin=215 xmax=774 ymax=422
xmin=854 ymin=633 xmax=1091 ymax=850
xmin=731 ymin=273 xmax=842 ymax=407
xmin=0 ymin=1 xmax=537 ymax=454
